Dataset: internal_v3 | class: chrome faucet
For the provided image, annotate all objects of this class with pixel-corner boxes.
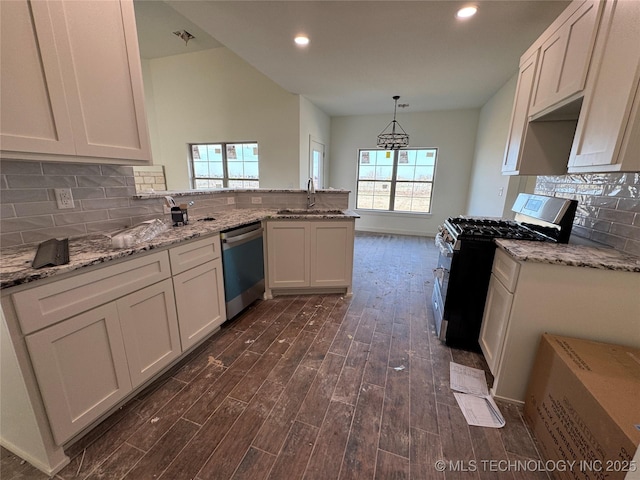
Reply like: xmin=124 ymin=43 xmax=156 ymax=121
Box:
xmin=306 ymin=177 xmax=316 ymax=208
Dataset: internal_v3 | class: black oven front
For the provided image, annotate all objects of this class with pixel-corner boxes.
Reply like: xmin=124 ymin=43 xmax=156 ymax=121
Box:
xmin=432 ymin=236 xmax=497 ymax=351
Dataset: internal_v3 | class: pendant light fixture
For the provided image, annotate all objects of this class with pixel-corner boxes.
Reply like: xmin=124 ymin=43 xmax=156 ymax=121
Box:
xmin=377 ymin=95 xmax=409 ymax=150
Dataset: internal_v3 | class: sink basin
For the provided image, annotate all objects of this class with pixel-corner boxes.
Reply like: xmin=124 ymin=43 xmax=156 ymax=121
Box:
xmin=277 ymin=209 xmax=344 ymax=215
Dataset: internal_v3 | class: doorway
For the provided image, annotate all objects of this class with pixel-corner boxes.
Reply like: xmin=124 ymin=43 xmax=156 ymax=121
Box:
xmin=309 ymin=137 xmax=325 ymax=189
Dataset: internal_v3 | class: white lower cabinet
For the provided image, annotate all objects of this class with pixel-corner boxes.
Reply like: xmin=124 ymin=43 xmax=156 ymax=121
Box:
xmin=25 ymin=303 xmax=132 ymax=445
xmin=12 ymin=235 xmax=227 ymax=450
xmin=173 ymin=260 xmax=226 ymax=351
xmin=480 ymin=247 xmax=640 ymax=403
xmin=266 ymin=222 xmax=310 ymax=288
xmin=479 ymin=274 xmax=513 ymax=374
xmin=311 ymin=222 xmax=354 ymax=288
xmin=265 ymin=219 xmax=355 ymax=296
xmin=116 ymin=279 xmax=181 ymax=388
xmin=25 ymin=278 xmax=181 ymax=445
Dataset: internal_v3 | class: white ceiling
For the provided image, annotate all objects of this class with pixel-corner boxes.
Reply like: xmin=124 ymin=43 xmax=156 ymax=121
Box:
xmin=134 ymin=0 xmax=570 ymax=116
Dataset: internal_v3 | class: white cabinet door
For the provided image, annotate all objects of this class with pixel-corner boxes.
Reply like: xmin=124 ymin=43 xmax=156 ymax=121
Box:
xmin=173 ymin=260 xmax=226 ymax=351
xmin=49 ymin=0 xmax=151 ymax=162
xmin=502 ymin=50 xmax=539 ymax=174
xmin=529 ymin=0 xmax=601 ymax=117
xmin=568 ymin=0 xmax=640 ymax=172
xmin=266 ymin=221 xmax=311 ymax=288
xmin=479 ymin=275 xmax=514 ymax=375
xmin=117 ymin=279 xmax=181 ymax=388
xmin=0 ymin=0 xmax=151 ymax=163
xmin=310 ymin=221 xmax=354 ymax=288
xmin=0 ymin=0 xmax=75 ymax=155
xmin=25 ymin=303 xmax=132 ymax=445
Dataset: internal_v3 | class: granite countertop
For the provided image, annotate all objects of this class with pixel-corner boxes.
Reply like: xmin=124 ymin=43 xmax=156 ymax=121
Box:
xmin=133 ymin=187 xmax=350 ymax=199
xmin=0 ymin=208 xmax=359 ymax=290
xmin=495 ymin=239 xmax=640 ymax=272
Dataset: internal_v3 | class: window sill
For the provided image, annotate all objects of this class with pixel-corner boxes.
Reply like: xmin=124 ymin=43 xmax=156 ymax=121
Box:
xmin=354 ymin=209 xmax=433 ymax=218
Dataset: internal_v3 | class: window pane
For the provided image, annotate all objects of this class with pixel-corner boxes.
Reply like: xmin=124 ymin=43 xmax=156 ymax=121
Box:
xmin=396 ymin=164 xmax=416 ymax=181
xmin=356 ymin=181 xmax=374 ymax=209
xmin=193 ymin=161 xmax=209 ymax=177
xmin=209 ymin=161 xmax=224 ymax=178
xmin=358 ymin=165 xmax=375 ymax=180
xmin=228 ymin=162 xmax=244 ymax=178
xmin=356 ymin=148 xmax=436 ymax=213
xmin=395 ymin=182 xmax=432 ymax=213
xmin=190 ymin=142 xmax=259 ymax=190
xmin=375 ymin=166 xmax=393 ymax=180
xmin=207 ymin=145 xmax=222 ymax=161
xmin=414 ymin=166 xmax=434 ymax=181
xmin=417 ymin=149 xmax=437 ymax=166
xmin=245 ymin=162 xmax=259 ymax=179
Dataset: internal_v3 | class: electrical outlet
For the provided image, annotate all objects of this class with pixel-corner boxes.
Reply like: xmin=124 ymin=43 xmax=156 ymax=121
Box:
xmin=227 ymin=197 xmax=235 ymax=205
xmin=54 ymin=188 xmax=75 ymax=209
xmin=251 ymin=197 xmax=262 ymax=204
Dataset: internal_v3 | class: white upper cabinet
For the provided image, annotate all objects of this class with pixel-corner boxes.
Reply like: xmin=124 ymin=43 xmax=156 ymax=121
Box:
xmin=502 ymin=51 xmax=539 ymax=175
xmin=529 ymin=0 xmax=602 ymax=118
xmin=0 ymin=1 xmax=76 ymax=155
xmin=0 ymin=0 xmax=151 ymax=164
xmin=503 ymin=0 xmax=640 ymax=175
xmin=568 ymin=0 xmax=640 ymax=172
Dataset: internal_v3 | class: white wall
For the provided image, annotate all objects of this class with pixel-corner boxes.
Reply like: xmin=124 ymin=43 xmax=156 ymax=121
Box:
xmin=299 ymin=96 xmax=331 ymax=189
xmin=329 ymin=109 xmax=480 ymax=236
xmin=144 ymin=48 xmax=300 ymax=190
xmin=466 ymin=75 xmax=535 ymax=219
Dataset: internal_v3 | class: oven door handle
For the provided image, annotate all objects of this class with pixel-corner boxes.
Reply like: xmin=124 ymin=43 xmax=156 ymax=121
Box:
xmin=435 ymin=233 xmax=454 ymax=257
xmin=433 ymin=267 xmax=448 ymax=280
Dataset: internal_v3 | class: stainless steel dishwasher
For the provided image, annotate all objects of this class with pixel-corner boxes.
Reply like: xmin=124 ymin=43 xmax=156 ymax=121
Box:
xmin=220 ymin=222 xmax=265 ymax=319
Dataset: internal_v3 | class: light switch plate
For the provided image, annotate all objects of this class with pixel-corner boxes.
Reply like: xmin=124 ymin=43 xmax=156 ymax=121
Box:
xmin=251 ymin=197 xmax=262 ymax=204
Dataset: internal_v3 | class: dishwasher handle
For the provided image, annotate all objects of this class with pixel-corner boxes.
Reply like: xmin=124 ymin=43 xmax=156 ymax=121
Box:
xmin=221 ymin=226 xmax=263 ymax=248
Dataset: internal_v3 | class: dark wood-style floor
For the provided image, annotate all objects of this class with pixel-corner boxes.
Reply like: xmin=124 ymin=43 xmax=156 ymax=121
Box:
xmin=2 ymin=233 xmax=549 ymax=480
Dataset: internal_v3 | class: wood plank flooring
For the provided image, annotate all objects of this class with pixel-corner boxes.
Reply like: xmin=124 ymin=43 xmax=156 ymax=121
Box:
xmin=1 ymin=233 xmax=548 ymax=480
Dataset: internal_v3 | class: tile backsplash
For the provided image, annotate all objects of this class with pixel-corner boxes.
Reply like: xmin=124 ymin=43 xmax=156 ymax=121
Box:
xmin=535 ymin=173 xmax=639 ymax=256
xmin=1 ymin=160 xmax=161 ymax=248
xmin=1 ymin=160 xmax=350 ymax=249
xmin=133 ymin=165 xmax=167 ymax=193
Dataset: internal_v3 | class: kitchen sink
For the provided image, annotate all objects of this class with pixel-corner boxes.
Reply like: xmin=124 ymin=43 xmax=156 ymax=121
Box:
xmin=276 ymin=209 xmax=345 ymax=215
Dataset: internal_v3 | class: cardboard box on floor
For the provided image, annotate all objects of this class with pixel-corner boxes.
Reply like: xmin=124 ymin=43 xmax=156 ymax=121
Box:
xmin=523 ymin=333 xmax=640 ymax=480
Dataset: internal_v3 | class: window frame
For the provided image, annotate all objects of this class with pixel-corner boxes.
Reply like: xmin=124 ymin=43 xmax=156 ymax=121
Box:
xmin=355 ymin=147 xmax=437 ymax=214
xmin=189 ymin=141 xmax=260 ymax=189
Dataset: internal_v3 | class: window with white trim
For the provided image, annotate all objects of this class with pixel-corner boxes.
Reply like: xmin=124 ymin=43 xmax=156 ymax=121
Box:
xmin=356 ymin=148 xmax=436 ymax=213
xmin=190 ymin=142 xmax=259 ymax=189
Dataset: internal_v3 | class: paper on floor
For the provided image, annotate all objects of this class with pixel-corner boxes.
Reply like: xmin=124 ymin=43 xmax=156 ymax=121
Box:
xmin=449 ymin=362 xmax=489 ymax=396
xmin=450 ymin=362 xmax=505 ymax=428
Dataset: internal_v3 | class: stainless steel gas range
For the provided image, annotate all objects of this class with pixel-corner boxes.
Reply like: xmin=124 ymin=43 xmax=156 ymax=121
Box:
xmin=431 ymin=193 xmax=577 ymax=351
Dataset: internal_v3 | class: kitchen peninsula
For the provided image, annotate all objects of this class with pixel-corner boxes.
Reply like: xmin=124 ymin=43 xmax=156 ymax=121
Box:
xmin=0 ymin=188 xmax=357 ymax=476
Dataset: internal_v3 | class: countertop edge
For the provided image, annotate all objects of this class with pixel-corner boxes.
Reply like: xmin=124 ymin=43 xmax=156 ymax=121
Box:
xmin=495 ymin=239 xmax=640 ymax=273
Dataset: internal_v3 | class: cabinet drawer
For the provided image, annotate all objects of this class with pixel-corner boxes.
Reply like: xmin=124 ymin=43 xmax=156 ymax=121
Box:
xmin=169 ymin=235 xmax=220 ymax=275
xmin=13 ymin=251 xmax=170 ymax=334
xmin=492 ymin=248 xmax=520 ymax=292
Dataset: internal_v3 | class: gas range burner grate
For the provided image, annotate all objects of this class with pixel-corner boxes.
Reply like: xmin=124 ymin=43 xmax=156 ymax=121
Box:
xmin=445 ymin=216 xmax=551 ymax=242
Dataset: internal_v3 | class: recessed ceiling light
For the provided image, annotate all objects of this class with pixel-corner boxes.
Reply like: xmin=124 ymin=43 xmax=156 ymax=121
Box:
xmin=456 ymin=6 xmax=478 ymax=19
xmin=294 ymin=35 xmax=309 ymax=46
